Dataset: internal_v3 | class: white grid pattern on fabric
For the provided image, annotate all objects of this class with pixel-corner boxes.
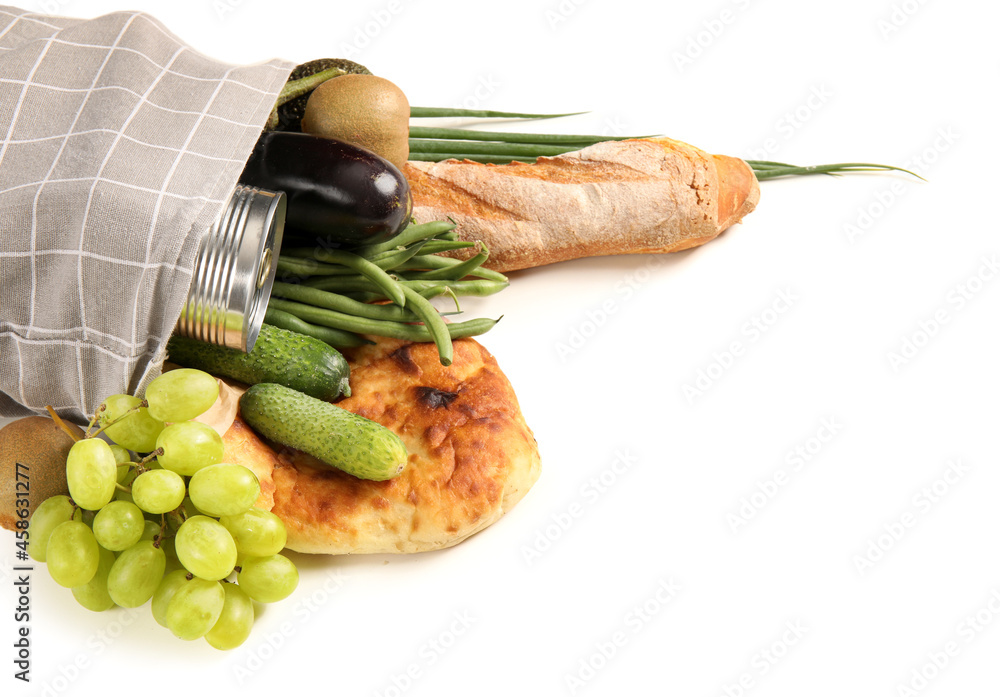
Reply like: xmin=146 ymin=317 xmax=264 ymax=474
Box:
xmin=1 ymin=248 xmax=195 ymax=273
xmin=134 ymin=60 xmax=238 ymax=350
xmin=0 ymin=5 xmax=293 ymax=421
xmin=2 ymin=319 xmax=171 ymax=353
xmin=4 ymin=128 xmax=256 ymax=164
xmin=0 ymin=80 xmax=271 ymax=130
xmin=74 ymin=42 xmax=187 ymax=344
xmin=0 ymin=175 xmax=231 ymax=201
xmin=0 ymin=9 xmax=63 ymax=41
xmin=27 ymin=12 xmax=137 ymax=335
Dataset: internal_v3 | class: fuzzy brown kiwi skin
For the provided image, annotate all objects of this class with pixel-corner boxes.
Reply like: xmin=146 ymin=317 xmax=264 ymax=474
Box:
xmin=301 ymin=74 xmax=410 ymax=171
xmin=275 ymin=58 xmax=372 ymax=133
xmin=0 ymin=416 xmax=84 ymax=532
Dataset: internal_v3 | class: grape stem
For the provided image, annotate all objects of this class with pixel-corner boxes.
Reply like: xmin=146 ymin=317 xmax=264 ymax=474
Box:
xmin=88 ymin=404 xmax=143 ymax=439
xmin=84 ymin=404 xmax=104 ymax=439
xmin=44 ymin=405 xmax=81 ymax=442
xmin=114 ymin=482 xmax=131 ymax=494
xmin=134 ymin=449 xmax=163 ymax=474
xmin=157 ymin=514 xmax=167 ymax=545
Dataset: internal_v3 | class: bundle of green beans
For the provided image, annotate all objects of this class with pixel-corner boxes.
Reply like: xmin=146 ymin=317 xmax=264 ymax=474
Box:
xmin=407 ymin=106 xmax=915 ymax=180
xmin=265 ymin=220 xmax=506 ymax=366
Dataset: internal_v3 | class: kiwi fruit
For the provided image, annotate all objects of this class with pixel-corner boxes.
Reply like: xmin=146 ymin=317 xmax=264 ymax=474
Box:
xmin=301 ymin=74 xmax=410 ymax=171
xmin=276 ymin=58 xmax=372 ymax=133
xmin=0 ymin=416 xmax=84 ymax=531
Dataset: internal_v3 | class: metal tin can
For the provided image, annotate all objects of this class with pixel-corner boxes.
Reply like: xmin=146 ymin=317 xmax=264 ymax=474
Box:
xmin=176 ymin=184 xmax=286 ymax=353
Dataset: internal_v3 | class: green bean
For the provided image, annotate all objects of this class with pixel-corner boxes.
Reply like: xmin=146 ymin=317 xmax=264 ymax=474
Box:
xmin=449 ymin=316 xmax=501 ymax=338
xmin=304 ymin=276 xmax=508 ymax=297
xmin=410 ymin=106 xmax=585 ymax=120
xmin=354 ymin=220 xmax=456 ymax=258
xmin=276 ymin=255 xmax=355 ymax=276
xmin=282 ymin=243 xmax=425 ymax=273
xmin=409 ymin=139 xmax=576 ymax=157
xmin=413 ymin=279 xmax=509 ymax=297
xmin=264 ymin=298 xmax=499 ymax=343
xmin=416 ymin=239 xmax=477 ymax=255
xmin=301 ymin=248 xmax=406 ymax=306
xmin=434 ymin=229 xmax=460 ymax=242
xmin=270 ymin=283 xmax=423 ymax=322
xmin=366 ymin=239 xmax=430 ymax=269
xmin=398 ymin=254 xmax=509 ymax=283
xmin=263 ymin=308 xmax=371 ymax=348
xmin=405 ymin=245 xmax=489 ymax=282
xmin=398 ymin=285 xmax=452 ymax=365
xmin=422 ymin=284 xmax=461 ymax=312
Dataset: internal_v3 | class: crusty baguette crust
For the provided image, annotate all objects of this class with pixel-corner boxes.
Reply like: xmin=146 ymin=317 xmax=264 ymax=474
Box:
xmin=403 ymin=137 xmax=760 ymax=272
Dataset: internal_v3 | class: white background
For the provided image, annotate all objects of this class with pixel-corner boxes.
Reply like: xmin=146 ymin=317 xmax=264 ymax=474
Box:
xmin=2 ymin=0 xmax=999 ymax=696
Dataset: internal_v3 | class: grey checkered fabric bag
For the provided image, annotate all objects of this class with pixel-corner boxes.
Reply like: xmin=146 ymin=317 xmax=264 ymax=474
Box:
xmin=0 ymin=6 xmax=292 ymax=422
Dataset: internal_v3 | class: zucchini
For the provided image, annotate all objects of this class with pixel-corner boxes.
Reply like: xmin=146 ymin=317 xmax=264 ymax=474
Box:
xmin=166 ymin=324 xmax=350 ymax=401
xmin=239 ymin=383 xmax=407 ymax=481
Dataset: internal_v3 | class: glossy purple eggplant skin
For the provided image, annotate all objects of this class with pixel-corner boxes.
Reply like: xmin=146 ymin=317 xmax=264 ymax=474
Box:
xmin=239 ymin=131 xmax=412 ymax=247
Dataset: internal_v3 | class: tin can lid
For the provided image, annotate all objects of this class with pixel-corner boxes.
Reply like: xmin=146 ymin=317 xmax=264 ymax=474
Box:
xmin=177 ymin=185 xmax=286 ymax=353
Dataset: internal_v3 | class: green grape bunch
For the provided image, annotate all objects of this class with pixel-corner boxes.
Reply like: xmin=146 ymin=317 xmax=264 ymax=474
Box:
xmin=27 ymin=367 xmax=300 ymax=650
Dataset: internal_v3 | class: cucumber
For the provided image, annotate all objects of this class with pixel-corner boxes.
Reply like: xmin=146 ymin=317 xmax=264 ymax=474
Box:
xmin=239 ymin=383 xmax=407 ymax=481
xmin=166 ymin=324 xmax=350 ymax=401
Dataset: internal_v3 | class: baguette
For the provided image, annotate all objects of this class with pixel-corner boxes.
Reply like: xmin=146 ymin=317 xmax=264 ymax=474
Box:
xmin=402 ymin=137 xmax=760 ymax=272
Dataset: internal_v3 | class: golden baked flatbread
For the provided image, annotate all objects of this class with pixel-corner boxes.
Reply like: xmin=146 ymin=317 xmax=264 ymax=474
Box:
xmin=222 ymin=336 xmax=541 ymax=554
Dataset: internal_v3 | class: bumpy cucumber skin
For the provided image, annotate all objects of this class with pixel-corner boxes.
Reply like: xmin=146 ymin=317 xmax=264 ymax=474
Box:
xmin=239 ymin=383 xmax=407 ymax=481
xmin=167 ymin=324 xmax=350 ymax=401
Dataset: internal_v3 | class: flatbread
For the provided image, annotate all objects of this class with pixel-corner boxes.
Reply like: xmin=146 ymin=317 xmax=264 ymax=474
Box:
xmin=222 ymin=336 xmax=541 ymax=554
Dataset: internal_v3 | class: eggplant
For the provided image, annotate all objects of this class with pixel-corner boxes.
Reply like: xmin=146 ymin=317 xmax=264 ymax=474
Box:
xmin=239 ymin=131 xmax=412 ymax=247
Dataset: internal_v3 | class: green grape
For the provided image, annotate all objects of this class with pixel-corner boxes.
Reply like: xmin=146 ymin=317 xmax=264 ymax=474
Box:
xmin=112 ymin=444 xmax=133 ymax=486
xmin=131 ymin=469 xmax=186 ymax=514
xmin=155 ymin=421 xmax=224 ymax=476
xmin=109 ymin=443 xmax=131 ymax=464
xmin=115 ymin=467 xmax=137 ymax=504
xmin=152 ymin=569 xmax=191 ymax=628
xmin=166 ymin=497 xmax=204 ymax=535
xmin=165 ymin=577 xmax=225 ymax=641
xmin=181 ymin=496 xmax=206 ymax=516
xmin=220 ymin=509 xmax=287 ymax=558
xmin=174 ymin=516 xmax=237 ymax=581
xmin=159 ymin=535 xmax=181 ymax=572
xmin=115 ymin=464 xmax=131 ymax=483
xmin=144 ymin=368 xmax=219 ymax=423
xmin=139 ymin=519 xmax=162 ymax=542
xmin=46 ymin=520 xmax=100 ymax=588
xmin=72 ymin=545 xmax=116 ymax=612
xmin=106 ymin=540 xmax=166 ymax=608
xmin=98 ymin=394 xmax=165 ymax=453
xmin=205 ymin=583 xmax=254 ymax=650
xmin=92 ymin=501 xmax=145 ymax=551
xmin=189 ymin=464 xmax=260 ymax=517
xmin=237 ymin=554 xmax=298 ymax=603
xmin=28 ymin=495 xmax=82 ymax=562
xmin=66 ymin=438 xmax=117 ymax=510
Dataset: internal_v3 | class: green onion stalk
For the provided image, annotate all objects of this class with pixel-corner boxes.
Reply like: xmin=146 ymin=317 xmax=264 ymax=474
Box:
xmin=406 ymin=107 xmax=918 ymax=180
